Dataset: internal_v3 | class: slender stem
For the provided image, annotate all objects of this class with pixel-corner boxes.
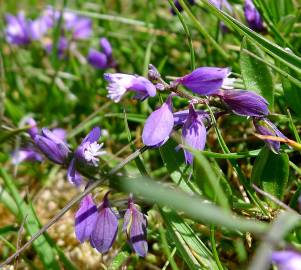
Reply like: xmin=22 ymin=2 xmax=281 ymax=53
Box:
xmin=168 ymin=0 xmax=195 ymax=71
xmin=210 ymin=225 xmax=224 ymax=270
xmin=178 ymin=0 xmax=229 ymax=60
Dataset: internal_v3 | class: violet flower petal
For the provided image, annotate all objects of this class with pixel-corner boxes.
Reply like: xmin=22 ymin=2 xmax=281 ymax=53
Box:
xmin=90 ymin=196 xmax=118 ymax=253
xmin=174 ymin=109 xmax=208 ymax=126
xmin=72 ymin=17 xmax=92 ymax=40
xmin=35 ymin=128 xmax=69 ymax=164
xmin=100 ymin=38 xmax=112 ymax=57
xmin=244 ymin=0 xmax=265 ymax=32
xmin=67 ymin=158 xmax=82 ymax=186
xmin=271 ymin=250 xmax=301 ymax=270
xmin=142 ymin=96 xmax=174 ymax=146
xmin=123 ymin=199 xmax=148 ymax=257
xmin=253 ymin=118 xmax=285 ymax=153
xmin=12 ymin=149 xmax=43 ymax=164
xmin=82 ymin=127 xmax=101 ymax=145
xmin=218 ymin=89 xmax=269 ymax=117
xmin=26 ymin=118 xmax=39 ymax=139
xmin=5 ymin=12 xmax=31 ymax=45
xmin=104 ymin=73 xmax=156 ymax=103
xmin=176 ymin=67 xmax=231 ymax=96
xmin=75 ymin=194 xmax=98 ymax=243
xmin=182 ymin=106 xmax=207 ymax=164
xmin=87 ymin=49 xmax=108 ymax=69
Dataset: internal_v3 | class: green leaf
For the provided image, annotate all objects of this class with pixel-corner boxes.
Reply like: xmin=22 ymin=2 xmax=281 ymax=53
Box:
xmin=193 ymin=153 xmax=231 ymax=210
xmin=279 ymin=63 xmax=301 ymax=117
xmin=200 ymin=0 xmax=301 ymax=74
xmin=160 ymin=208 xmax=220 ymax=270
xmin=108 ymin=249 xmax=131 ymax=270
xmin=251 ymin=146 xmax=289 ymax=207
xmin=160 ymin=139 xmax=201 ymax=194
xmin=240 ymin=37 xmax=274 ymax=107
xmin=112 ymin=176 xmax=268 ymax=234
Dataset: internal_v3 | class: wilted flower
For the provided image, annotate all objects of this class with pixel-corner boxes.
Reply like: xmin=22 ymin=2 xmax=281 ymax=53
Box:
xmin=182 ymin=105 xmax=208 ymax=164
xmin=5 ymin=12 xmax=31 ymax=45
xmin=75 ymin=194 xmax=98 ymax=243
xmin=88 ymin=38 xmax=116 ymax=69
xmin=90 ymin=192 xmax=119 ymax=253
xmin=142 ymin=95 xmax=174 ymax=147
xmin=67 ymin=127 xmax=105 ymax=186
xmin=244 ymin=0 xmax=265 ymax=32
xmin=104 ymin=73 xmax=156 ymax=102
xmin=123 ymin=196 xmax=148 ymax=257
xmin=170 ymin=0 xmax=195 ymax=14
xmin=217 ymin=89 xmax=269 ymax=117
xmin=175 ymin=67 xmax=234 ymax=96
xmin=271 ymin=250 xmax=301 ymax=270
xmin=253 ymin=118 xmax=286 ymax=153
xmin=34 ymin=128 xmax=70 ymax=165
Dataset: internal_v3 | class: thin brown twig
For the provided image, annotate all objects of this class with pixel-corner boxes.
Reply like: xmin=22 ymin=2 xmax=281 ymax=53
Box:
xmin=252 ymin=184 xmax=297 ymax=213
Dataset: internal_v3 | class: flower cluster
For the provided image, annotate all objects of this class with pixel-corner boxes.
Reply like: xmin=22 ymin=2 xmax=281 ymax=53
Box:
xmin=15 ymin=119 xmax=148 ymax=256
xmin=75 ymin=193 xmax=147 ymax=257
xmin=4 ymin=7 xmax=115 ymax=69
xmin=104 ymin=64 xmax=285 ymax=163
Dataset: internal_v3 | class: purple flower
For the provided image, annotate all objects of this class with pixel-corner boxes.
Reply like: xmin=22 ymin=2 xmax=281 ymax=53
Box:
xmin=210 ymin=0 xmax=232 ymax=12
xmin=123 ymin=197 xmax=148 ymax=257
xmin=100 ymin=38 xmax=112 ymax=58
xmin=5 ymin=12 xmax=31 ymax=45
xmin=173 ymin=109 xmax=208 ymax=126
xmin=45 ymin=37 xmax=69 ymax=58
xmin=34 ymin=128 xmax=70 ymax=165
xmin=104 ymin=73 xmax=156 ymax=103
xmin=253 ymin=118 xmax=286 ymax=153
xmin=271 ymin=250 xmax=301 ymax=270
xmin=182 ymin=105 xmax=208 ymax=164
xmin=87 ymin=38 xmax=115 ymax=69
xmin=29 ymin=16 xmax=50 ymax=40
xmin=88 ymin=49 xmax=108 ymax=69
xmin=175 ymin=67 xmax=234 ymax=96
xmin=90 ymin=192 xmax=118 ymax=253
xmin=42 ymin=6 xmax=60 ymax=28
xmin=26 ymin=118 xmax=39 ymax=139
xmin=171 ymin=0 xmax=195 ymax=14
xmin=244 ymin=0 xmax=265 ymax=32
xmin=217 ymin=89 xmax=269 ymax=117
xmin=75 ymin=194 xmax=98 ymax=243
xmin=64 ymin=12 xmax=92 ymax=40
xmin=142 ymin=95 xmax=174 ymax=147
xmin=12 ymin=148 xmax=43 ymax=165
xmin=67 ymin=127 xmax=105 ymax=186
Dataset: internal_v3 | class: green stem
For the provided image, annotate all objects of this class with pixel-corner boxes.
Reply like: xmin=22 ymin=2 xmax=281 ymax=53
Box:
xmin=206 ymin=104 xmax=270 ymax=217
xmin=210 ymin=225 xmax=224 ymax=270
xmin=178 ymin=0 xmax=229 ymax=60
xmin=168 ymin=0 xmax=196 ymax=70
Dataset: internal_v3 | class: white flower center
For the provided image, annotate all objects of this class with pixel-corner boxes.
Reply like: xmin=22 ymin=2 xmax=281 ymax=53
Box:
xmin=107 ymin=82 xmax=127 ymax=103
xmin=222 ymin=78 xmax=236 ymax=89
xmin=84 ymin=142 xmax=105 ymax=166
